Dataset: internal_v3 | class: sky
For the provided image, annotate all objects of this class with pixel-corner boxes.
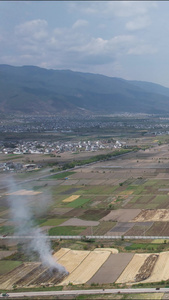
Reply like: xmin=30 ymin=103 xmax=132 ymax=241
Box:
xmin=1 ymin=1 xmax=169 ymax=87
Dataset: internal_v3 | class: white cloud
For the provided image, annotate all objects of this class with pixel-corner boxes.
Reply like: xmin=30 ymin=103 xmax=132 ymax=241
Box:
xmin=128 ymin=44 xmax=157 ymax=55
xmin=69 ymin=1 xmax=157 ymax=18
xmin=126 ymin=15 xmax=151 ymax=31
xmin=15 ymin=19 xmax=48 ymax=41
xmin=72 ymin=19 xmax=88 ymax=29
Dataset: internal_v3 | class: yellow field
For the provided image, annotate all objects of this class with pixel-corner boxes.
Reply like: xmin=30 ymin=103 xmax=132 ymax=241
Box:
xmin=57 ymin=250 xmax=90 ymax=273
xmin=94 ymin=248 xmax=118 ymax=254
xmin=59 ymin=250 xmax=111 ymax=285
xmin=53 ymin=248 xmax=70 ymax=260
xmin=140 ymin=252 xmax=169 ymax=283
xmin=62 ymin=195 xmax=80 ymax=203
xmin=6 ymin=189 xmax=41 ymax=196
xmin=116 ymin=253 xmax=150 ymax=284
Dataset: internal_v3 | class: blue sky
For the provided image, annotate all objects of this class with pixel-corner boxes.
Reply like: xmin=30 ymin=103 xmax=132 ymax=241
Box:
xmin=1 ymin=1 xmax=169 ymax=87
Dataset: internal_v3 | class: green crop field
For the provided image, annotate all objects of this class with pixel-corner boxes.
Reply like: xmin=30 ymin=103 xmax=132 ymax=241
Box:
xmin=66 ymin=198 xmax=91 ymax=208
xmin=48 ymin=226 xmax=86 ymax=236
xmin=39 ymin=218 xmax=67 ymax=226
xmin=0 ymin=261 xmax=22 ymax=275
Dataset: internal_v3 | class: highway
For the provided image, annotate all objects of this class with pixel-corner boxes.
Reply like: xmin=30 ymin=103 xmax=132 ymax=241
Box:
xmin=4 ymin=288 xmax=167 ymax=298
xmin=1 ymin=235 xmax=169 ymax=240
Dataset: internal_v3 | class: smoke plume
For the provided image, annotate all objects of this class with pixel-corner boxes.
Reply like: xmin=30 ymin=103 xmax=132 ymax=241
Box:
xmin=7 ymin=178 xmax=68 ymax=274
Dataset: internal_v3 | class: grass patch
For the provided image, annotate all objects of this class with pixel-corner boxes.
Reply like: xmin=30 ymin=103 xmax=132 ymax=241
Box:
xmin=0 ymin=226 xmax=14 ymax=235
xmin=66 ymin=198 xmax=90 ymax=208
xmin=0 ymin=260 xmax=22 ymax=275
xmin=39 ymin=218 xmax=67 ymax=226
xmin=48 ymin=226 xmax=86 ymax=236
xmin=125 ymin=243 xmax=165 ymax=252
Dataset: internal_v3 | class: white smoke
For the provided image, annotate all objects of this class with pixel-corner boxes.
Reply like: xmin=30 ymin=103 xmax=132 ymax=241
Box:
xmin=7 ymin=178 xmax=68 ymax=275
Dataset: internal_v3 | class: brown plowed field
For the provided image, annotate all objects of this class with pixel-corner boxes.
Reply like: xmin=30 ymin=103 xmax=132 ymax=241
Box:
xmin=0 ymin=263 xmax=40 ymax=289
xmin=81 ymin=209 xmax=109 ymax=221
xmin=87 ymin=253 xmax=134 ymax=284
xmin=0 ymin=262 xmax=67 ymax=289
xmin=125 ymin=222 xmax=153 ymax=236
xmin=101 ymin=209 xmax=141 ymax=222
xmin=146 ymin=222 xmax=169 ymax=236
xmin=63 ymin=208 xmax=86 ymax=218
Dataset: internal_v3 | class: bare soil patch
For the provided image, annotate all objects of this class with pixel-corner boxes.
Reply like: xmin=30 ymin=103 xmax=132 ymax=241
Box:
xmin=87 ymin=253 xmax=134 ymax=284
xmin=133 ymin=209 xmax=169 ymax=222
xmin=6 ymin=189 xmax=41 ymax=196
xmin=58 ymin=217 xmax=99 ymax=227
xmin=101 ymin=209 xmax=141 ymax=222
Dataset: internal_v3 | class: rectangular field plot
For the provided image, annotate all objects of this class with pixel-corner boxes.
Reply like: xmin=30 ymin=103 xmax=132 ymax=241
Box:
xmin=59 ymin=250 xmax=110 ymax=285
xmin=140 ymin=252 xmax=169 ymax=283
xmin=125 ymin=222 xmax=153 ymax=236
xmin=146 ymin=222 xmax=169 ymax=236
xmin=57 ymin=250 xmax=90 ymax=273
xmin=116 ymin=253 xmax=150 ymax=284
xmin=39 ymin=218 xmax=67 ymax=227
xmin=53 ymin=248 xmax=70 ymax=260
xmin=66 ymin=198 xmax=91 ymax=208
xmin=48 ymin=226 xmax=86 ymax=236
xmin=87 ymin=253 xmax=134 ymax=284
xmin=58 ymin=218 xmax=99 ymax=227
xmin=133 ymin=209 xmax=169 ymax=222
xmin=0 ymin=260 xmax=22 ymax=275
xmin=80 ymin=209 xmax=110 ymax=221
xmin=101 ymin=209 xmax=141 ymax=222
xmin=62 ymin=208 xmax=86 ymax=218
xmin=106 ymin=222 xmax=135 ymax=236
xmin=0 ymin=262 xmax=41 ymax=289
xmin=81 ymin=221 xmax=116 ymax=236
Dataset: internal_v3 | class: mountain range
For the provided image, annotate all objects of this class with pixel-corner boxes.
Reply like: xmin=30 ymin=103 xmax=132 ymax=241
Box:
xmin=1 ymin=64 xmax=169 ymax=115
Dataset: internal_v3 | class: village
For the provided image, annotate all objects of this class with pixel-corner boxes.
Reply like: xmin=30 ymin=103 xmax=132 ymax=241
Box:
xmin=0 ymin=139 xmax=124 ymax=172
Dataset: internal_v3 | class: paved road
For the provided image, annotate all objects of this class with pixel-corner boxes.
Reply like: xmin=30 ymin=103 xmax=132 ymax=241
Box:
xmin=4 ymin=288 xmax=168 ymax=298
xmin=1 ymin=235 xmax=169 ymax=240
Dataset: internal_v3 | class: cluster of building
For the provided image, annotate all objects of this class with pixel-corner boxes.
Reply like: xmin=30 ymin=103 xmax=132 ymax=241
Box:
xmin=1 ymin=139 xmax=123 ymax=155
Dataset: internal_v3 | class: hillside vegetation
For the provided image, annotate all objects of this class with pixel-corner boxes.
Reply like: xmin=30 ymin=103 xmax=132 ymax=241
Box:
xmin=1 ymin=64 xmax=169 ymax=114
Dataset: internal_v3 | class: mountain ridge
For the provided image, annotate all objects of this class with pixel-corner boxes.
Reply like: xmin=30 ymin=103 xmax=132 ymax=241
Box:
xmin=1 ymin=64 xmax=169 ymax=115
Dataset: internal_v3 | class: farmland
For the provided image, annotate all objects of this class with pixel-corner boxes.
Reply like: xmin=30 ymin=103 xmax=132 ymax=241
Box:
xmin=2 ymin=134 xmax=169 ymax=290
